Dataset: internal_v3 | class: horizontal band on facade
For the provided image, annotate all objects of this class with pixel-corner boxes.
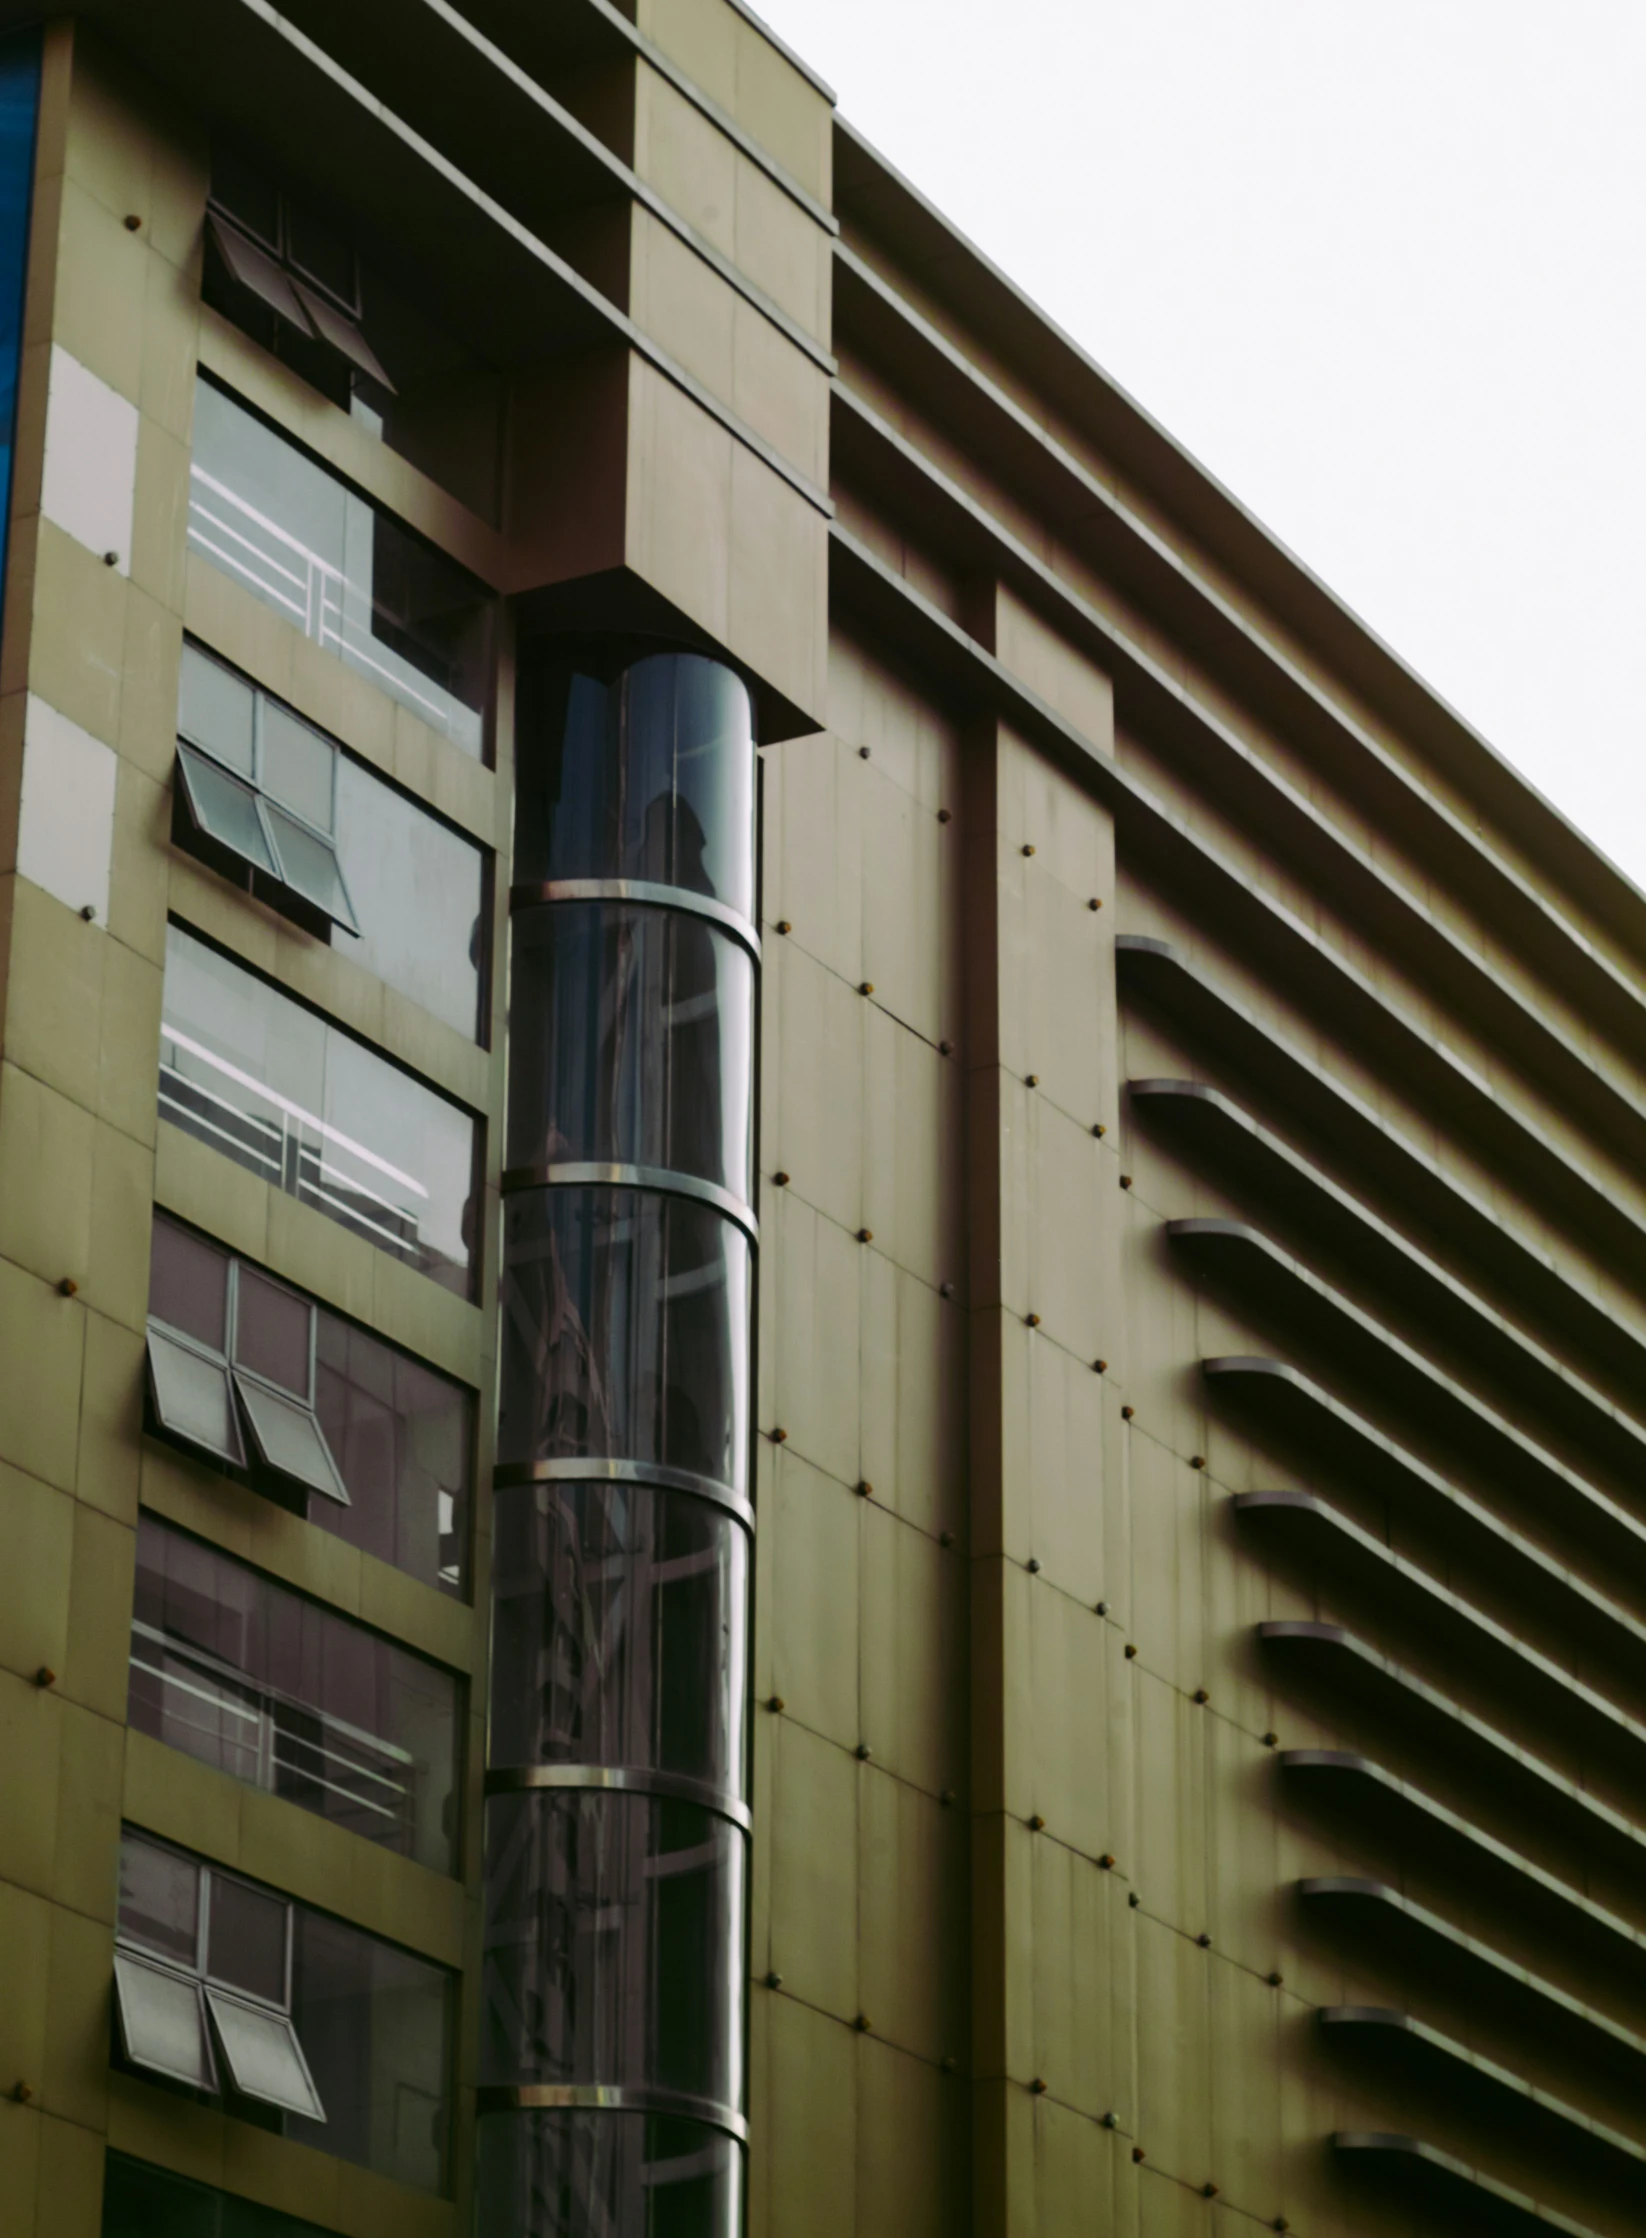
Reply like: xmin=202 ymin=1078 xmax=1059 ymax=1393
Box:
xmin=484 ymin=1762 xmax=752 ymax=1829
xmin=509 ymin=878 xmax=761 ymax=958
xmin=492 ymin=1456 xmax=754 ymax=1532
xmin=477 ymin=2082 xmax=749 ymax=2144
xmin=500 ymin=1160 xmax=759 ymax=1240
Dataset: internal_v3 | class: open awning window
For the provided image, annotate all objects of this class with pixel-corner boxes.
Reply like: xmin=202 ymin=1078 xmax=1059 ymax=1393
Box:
xmin=206 ymin=203 xmax=396 ymax=397
xmin=176 ymin=737 xmax=359 ymax=936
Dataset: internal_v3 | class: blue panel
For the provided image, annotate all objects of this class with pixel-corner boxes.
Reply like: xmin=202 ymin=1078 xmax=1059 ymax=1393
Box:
xmin=0 ymin=33 xmax=38 ymax=634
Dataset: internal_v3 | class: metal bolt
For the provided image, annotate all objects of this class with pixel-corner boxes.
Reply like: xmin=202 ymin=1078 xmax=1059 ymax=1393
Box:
xmin=856 ymin=1480 xmax=873 ymax=1498
xmin=1021 ymin=843 xmax=1036 ymax=856
xmin=1102 ymin=2110 xmax=1117 ymax=2128
xmin=1121 ymin=1404 xmax=1135 ymax=1420
xmin=766 ymin=1695 xmax=785 ymax=1713
xmin=1089 ymin=897 xmax=1103 ymax=911
xmin=940 ymin=1788 xmax=956 ymax=1806
xmin=856 ymin=1742 xmax=872 ymax=1760
xmin=1025 ymin=1073 xmax=1039 ymax=1088
xmin=1132 ymin=2146 xmax=1146 ymax=2164
xmin=1029 ymin=1814 xmax=1045 ymax=1831
xmin=102 ymin=550 xmax=118 ymax=566
xmin=1268 ymin=1972 xmax=1284 ymax=1988
xmin=1192 ymin=1688 xmax=1209 ymax=1705
xmin=11 ymin=2081 xmax=32 ymax=2104
xmin=1092 ymin=1121 xmax=1107 ymax=1136
xmin=857 ymin=1227 xmax=873 ymax=1243
xmin=1128 ymin=1891 xmax=1140 ymax=1908
xmin=941 ymin=2054 xmax=957 ymax=2071
xmin=1093 ymin=1358 xmax=1107 ymax=1374
xmin=859 ymin=982 xmax=874 ymax=996
xmin=771 ymin=1427 xmax=788 ymax=1443
xmin=859 ymin=745 xmax=871 ymax=759
xmin=1095 ymin=1599 xmax=1108 ymax=1614
xmin=1124 ymin=1643 xmax=1138 ymax=1659
xmin=940 ymin=1529 xmax=955 ymax=1548
xmin=1026 ymin=1556 xmax=1041 ymax=1573
xmin=776 ymin=920 xmax=792 ymax=934
xmin=1025 ymin=1311 xmax=1041 ymax=1327
xmin=854 ymin=2013 xmax=871 ymax=2032
xmin=1190 ymin=1455 xmax=1206 ymax=1470
xmin=1262 ymin=1732 xmax=1279 ymax=1748
xmin=123 ymin=212 xmax=141 ymax=231
xmin=1119 ymin=1173 xmax=1133 ymax=1189
xmin=80 ymin=903 xmax=96 ymax=922
xmin=34 ymin=1667 xmax=55 ymax=1689
xmin=765 ymin=1970 xmax=783 ymax=1988
xmin=939 ymin=1039 xmax=954 ymax=1056
xmin=1098 ymin=1853 xmax=1115 ymax=1870
xmin=57 ymin=1277 xmax=78 ymax=1297
xmin=1273 ymin=2221 xmax=1290 ymax=2234
xmin=1202 ymin=2183 xmax=1219 ymax=2199
xmin=938 ymin=807 xmax=952 ymax=823
xmin=941 ymin=1280 xmax=956 ymax=1298
xmin=1197 ymin=1933 xmax=1212 ymax=1949
xmin=1030 ymin=2076 xmax=1048 ymax=2094
xmin=773 ymin=1171 xmax=790 ymax=1187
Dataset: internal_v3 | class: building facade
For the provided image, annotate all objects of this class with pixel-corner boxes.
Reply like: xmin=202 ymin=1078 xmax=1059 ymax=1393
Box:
xmin=1 ymin=4 xmax=1644 ymax=2236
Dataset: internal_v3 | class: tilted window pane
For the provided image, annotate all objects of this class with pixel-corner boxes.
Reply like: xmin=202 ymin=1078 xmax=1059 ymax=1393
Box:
xmin=147 ymin=1328 xmax=244 ymax=1468
xmin=498 ymin=1188 xmax=751 ymax=1494
xmin=206 ymin=1990 xmax=325 ymax=2121
xmin=478 ymin=2109 xmax=742 ymax=2238
xmin=489 ymin=1480 xmax=748 ymax=1795
xmin=114 ymin=1953 xmax=214 ymax=2090
xmin=507 ymin=903 xmax=754 ymax=1201
xmin=178 ymin=639 xmax=256 ymax=775
xmin=262 ymin=803 xmax=358 ymax=933
xmin=482 ymin=1791 xmax=746 ymax=2109
xmin=207 ymin=214 xmax=308 ymax=335
xmin=235 ymin=1374 xmax=350 ymax=1503
xmin=516 ymin=654 xmax=756 ymax=922
xmin=160 ymin=925 xmax=479 ymax=1297
xmin=189 ymin=380 xmax=488 ymax=758
xmin=131 ymin=1517 xmax=462 ymax=1871
xmin=176 ymin=744 xmax=279 ymax=876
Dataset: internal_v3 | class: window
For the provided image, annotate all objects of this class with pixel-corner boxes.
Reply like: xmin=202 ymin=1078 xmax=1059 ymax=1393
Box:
xmin=116 ymin=1831 xmax=454 ymax=2193
xmin=188 ymin=379 xmax=490 ymax=758
xmin=131 ymin=1517 xmax=462 ymax=1872
xmin=175 ymin=640 xmax=488 ymax=1040
xmin=159 ymin=925 xmax=480 ymax=1297
xmin=103 ymin=2152 xmax=341 ymax=2238
xmin=146 ymin=1214 xmax=473 ymax=1596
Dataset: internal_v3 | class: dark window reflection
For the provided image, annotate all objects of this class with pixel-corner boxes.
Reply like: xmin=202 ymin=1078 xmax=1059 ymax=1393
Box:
xmin=482 ymin=1792 xmax=745 ymax=2110
xmin=489 ymin=1482 xmax=747 ymax=1794
xmin=507 ymin=904 xmax=753 ymax=1201
xmin=515 ymin=654 xmax=756 ymax=924
xmin=498 ymin=1189 xmax=750 ymax=1495
xmin=477 ymin=2110 xmax=741 ymax=2238
xmin=102 ymin=2152 xmax=339 ymax=2237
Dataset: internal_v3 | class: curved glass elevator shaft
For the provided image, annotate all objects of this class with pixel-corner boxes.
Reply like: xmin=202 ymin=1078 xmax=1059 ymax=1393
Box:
xmin=480 ymin=651 xmax=757 ymax=2235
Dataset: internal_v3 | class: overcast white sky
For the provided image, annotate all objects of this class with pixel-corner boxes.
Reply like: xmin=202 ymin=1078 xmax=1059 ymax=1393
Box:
xmin=759 ymin=0 xmax=1646 ymax=895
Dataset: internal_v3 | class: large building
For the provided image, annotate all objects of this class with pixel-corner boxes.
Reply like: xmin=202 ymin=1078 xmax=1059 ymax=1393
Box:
xmin=1 ymin=3 xmax=1642 ymax=2235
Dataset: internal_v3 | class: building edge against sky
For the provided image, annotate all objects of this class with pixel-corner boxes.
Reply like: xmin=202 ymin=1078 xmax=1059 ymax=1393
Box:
xmin=4 ymin=3 xmax=1646 ymax=2236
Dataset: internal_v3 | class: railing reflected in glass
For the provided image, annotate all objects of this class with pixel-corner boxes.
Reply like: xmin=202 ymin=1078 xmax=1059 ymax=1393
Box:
xmin=189 ymin=379 xmax=490 ymax=759
xmin=497 ymin=1187 xmax=750 ymax=1493
xmin=160 ymin=924 xmax=479 ymax=1297
xmin=130 ymin=1516 xmax=461 ymax=1872
xmin=506 ymin=903 xmax=753 ymax=1201
xmin=477 ymin=2110 xmax=741 ymax=2238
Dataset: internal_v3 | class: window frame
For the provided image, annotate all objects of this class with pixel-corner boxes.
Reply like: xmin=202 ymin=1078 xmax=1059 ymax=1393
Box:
xmin=206 ymin=164 xmax=391 ymax=387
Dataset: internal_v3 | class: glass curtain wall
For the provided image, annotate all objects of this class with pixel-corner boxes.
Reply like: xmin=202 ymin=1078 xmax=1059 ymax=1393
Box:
xmin=480 ymin=651 xmax=758 ymax=2236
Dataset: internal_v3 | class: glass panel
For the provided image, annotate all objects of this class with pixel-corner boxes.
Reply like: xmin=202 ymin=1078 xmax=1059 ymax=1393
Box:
xmin=516 ymin=654 xmax=756 ymax=923
xmin=189 ymin=379 xmax=488 ymax=758
xmin=288 ymin=1909 xmax=452 ymax=2191
xmin=160 ymin=924 xmax=479 ymax=1297
xmin=177 ymin=744 xmax=280 ymax=875
xmin=234 ymin=1266 xmax=311 ymax=1395
xmin=482 ymin=1791 xmax=745 ymax=2109
xmin=489 ymin=1481 xmax=748 ymax=1795
xmin=148 ymin=1216 xmax=231 ymax=1350
xmin=507 ymin=904 xmax=753 ymax=1201
xmin=296 ymin=281 xmax=394 ymax=390
xmin=148 ymin=1329 xmax=245 ymax=1467
xmin=477 ymin=2110 xmax=742 ymax=2238
xmin=260 ymin=700 xmax=334 ymax=830
xmin=119 ymin=1836 xmax=201 ymax=1966
xmin=179 ymin=641 xmax=257 ymax=773
xmin=103 ymin=2151 xmax=342 ymax=2237
xmin=210 ymin=149 xmax=280 ymax=248
xmin=498 ymin=1188 xmax=751 ymax=1494
xmin=262 ymin=804 xmax=358 ymax=932
xmin=286 ymin=206 xmax=355 ymax=309
xmin=207 ymin=216 xmax=309 ymax=334
xmin=334 ymin=751 xmax=484 ymax=1039
xmin=131 ymin=1518 xmax=462 ymax=1872
xmin=235 ymin=1376 xmax=350 ymax=1503
xmin=313 ymin=1314 xmax=473 ymax=1598
xmin=206 ymin=1991 xmax=326 ymax=2120
xmin=114 ymin=1953 xmax=214 ymax=2090
xmin=207 ymin=1875 xmax=287 ymax=2003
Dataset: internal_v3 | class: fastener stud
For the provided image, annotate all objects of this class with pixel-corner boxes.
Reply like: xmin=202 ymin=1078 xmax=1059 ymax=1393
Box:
xmin=1196 ymin=1933 xmax=1212 ymax=1948
xmin=1029 ymin=1814 xmax=1045 ymax=1831
xmin=1121 ymin=1404 xmax=1135 ymax=1420
xmin=771 ymin=1427 xmax=788 ymax=1443
xmin=1025 ymin=1073 xmax=1039 ymax=1087
xmin=854 ymin=2013 xmax=871 ymax=2032
xmin=57 ymin=1277 xmax=78 ymax=1297
xmin=940 ymin=1529 xmax=955 ymax=1547
xmin=1021 ymin=843 xmax=1036 ymax=856
xmin=123 ymin=213 xmax=141 ymax=231
xmin=1089 ymin=897 xmax=1102 ymax=911
xmin=766 ymin=1695 xmax=785 ymax=1713
xmin=857 ymin=1227 xmax=873 ymax=1243
xmin=776 ymin=920 xmax=792 ymax=934
xmin=1098 ymin=1852 xmax=1115 ymax=1870
xmin=774 ymin=1171 xmax=790 ymax=1187
xmin=765 ymin=1971 xmax=783 ymax=1989
xmin=856 ymin=1743 xmax=872 ymax=1760
xmin=1124 ymin=1643 xmax=1138 ymax=1659
xmin=1192 ymin=1688 xmax=1209 ymax=1705
xmin=1026 ymin=1556 xmax=1041 ymax=1573
xmin=34 ymin=1667 xmax=55 ymax=1689
xmin=1025 ymin=1311 xmax=1041 ymax=1327
xmin=859 ymin=981 xmax=874 ymax=996
xmin=1030 ymin=2076 xmax=1048 ymax=2094
xmin=1190 ymin=1455 xmax=1206 ymax=1470
xmin=856 ymin=1480 xmax=873 ymax=1497
xmin=1093 ymin=1358 xmax=1107 ymax=1373
xmin=938 ymin=807 xmax=952 ymax=823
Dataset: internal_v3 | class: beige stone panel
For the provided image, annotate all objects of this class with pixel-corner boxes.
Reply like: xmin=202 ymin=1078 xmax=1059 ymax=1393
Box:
xmin=732 ymin=299 xmax=828 ymax=485
xmin=1207 ymin=1951 xmax=1283 ymax=2216
xmin=628 ymin=355 xmax=733 ymax=648
xmin=0 ymin=1464 xmax=72 ymax=1684
xmin=857 ymin=1773 xmax=966 ymax=2066
xmin=765 ymin=1443 xmax=858 ymax=1749
xmin=764 ymin=1188 xmax=860 ymax=1488
xmin=502 ymin=349 xmax=631 ymax=598
xmin=40 ymin=1900 xmax=114 ymax=2132
xmin=631 ymin=206 xmax=735 ymax=405
xmin=764 ymin=731 xmax=863 ymax=988
xmin=85 ymin=1117 xmax=153 ymax=1335
xmin=138 ymin=237 xmax=200 ymax=444
xmin=61 ymin=35 xmax=161 ymax=235
xmin=1029 ymin=2093 xmax=1107 ymax=2230
xmin=860 ymin=1500 xmax=963 ymax=1796
xmin=2 ymin=881 xmax=107 ymax=1117
xmin=105 ymin=764 xmax=169 ymax=977
xmin=1129 ymin=1665 xmax=1208 ymax=1939
xmin=27 ymin=520 xmax=126 ymax=746
xmin=859 ymin=1255 xmax=964 ymax=1542
xmin=63 ymin=1499 xmax=135 ymax=1723
xmin=733 ymin=153 xmax=828 ymax=342
xmin=244 ymin=1497 xmax=363 ymax=1622
xmin=1013 ymin=1331 xmax=1105 ymax=1602
xmin=130 ymin=415 xmax=189 ymax=615
xmin=0 ymin=1257 xmax=84 ymax=1491
xmin=0 ymin=1876 xmax=50 ymax=2108
xmin=639 ymin=0 xmax=738 ymax=112
xmin=760 ymin=1993 xmax=856 ymax=2238
xmin=51 ymin=1696 xmax=124 ymax=1920
xmin=831 ymin=631 xmax=959 ymax=816
xmin=768 ymin=930 xmax=863 ymax=1234
xmin=153 ymin=1116 xmax=270 ymax=1270
xmin=863 ymin=1009 xmax=957 ymax=1291
xmin=0 ymin=2104 xmax=37 ymax=2238
xmin=732 ymin=17 xmax=831 ymax=207
xmin=1032 ymin=1837 xmax=1132 ymax=2125
xmin=51 ymin=174 xmax=147 ymax=406
xmin=1124 ymin=1432 xmax=1205 ymax=1703
xmin=117 ymin=582 xmax=183 ymax=784
xmin=0 ymin=1059 xmax=95 ymax=1289
xmin=0 ymin=1667 xmax=63 ymax=1894
xmin=768 ymin=1715 xmax=857 ymax=2018
xmin=994 ymin=587 xmax=1115 ymax=764
xmin=328 ymin=2166 xmax=455 ymax=2238
xmin=105 ymin=2071 xmax=230 ymax=2188
xmin=356 ymin=1559 xmax=476 ymax=1679
xmin=747 ymin=1674 xmax=774 ymax=1975
xmin=125 ymin=1724 xmax=242 ymax=1868
xmin=1132 ymin=1912 xmax=1212 ymax=2186
xmin=727 ymin=438 xmax=827 ymax=725
xmin=861 ymin=761 xmax=948 ymax=1047
xmin=1026 ymin=1580 xmax=1115 ymax=1862
xmin=855 ymin=2033 xmax=961 ymax=2238
xmin=1021 ymin=1106 xmax=1105 ymax=1362
xmin=996 ymin=721 xmax=1115 ymax=902
xmin=635 ymin=67 xmax=738 ymax=261
xmin=996 ymin=846 xmax=1107 ymax=1123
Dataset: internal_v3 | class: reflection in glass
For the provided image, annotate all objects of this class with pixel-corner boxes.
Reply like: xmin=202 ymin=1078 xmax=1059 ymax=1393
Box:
xmin=102 ymin=2152 xmax=341 ymax=2238
xmin=515 ymin=654 xmax=756 ymax=922
xmin=482 ymin=1791 xmax=745 ymax=2110
xmin=189 ymin=379 xmax=489 ymax=756
xmin=498 ymin=1189 xmax=750 ymax=1494
xmin=159 ymin=925 xmax=478 ymax=1295
xmin=477 ymin=2109 xmax=742 ymax=2238
xmin=131 ymin=1516 xmax=462 ymax=1872
xmin=508 ymin=904 xmax=752 ymax=1199
xmin=490 ymin=1482 xmax=747 ymax=1794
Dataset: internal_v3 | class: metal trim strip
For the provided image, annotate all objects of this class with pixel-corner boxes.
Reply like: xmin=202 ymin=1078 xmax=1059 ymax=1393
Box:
xmin=509 ymin=877 xmax=761 ymax=958
xmin=491 ymin=1456 xmax=753 ymax=1531
xmin=483 ymin=1762 xmax=751 ymax=1830
xmin=500 ymin=1160 xmax=758 ymax=1239
xmin=476 ymin=2081 xmax=749 ymax=2143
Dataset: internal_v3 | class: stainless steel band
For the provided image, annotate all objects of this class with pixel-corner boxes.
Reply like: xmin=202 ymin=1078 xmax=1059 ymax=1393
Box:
xmin=491 ymin=1454 xmax=754 ymax=1534
xmin=477 ymin=2081 xmax=750 ymax=2145
xmin=500 ymin=1157 xmax=759 ymax=1241
xmin=483 ymin=1761 xmax=751 ymax=1831
xmin=509 ymin=875 xmax=762 ymax=962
